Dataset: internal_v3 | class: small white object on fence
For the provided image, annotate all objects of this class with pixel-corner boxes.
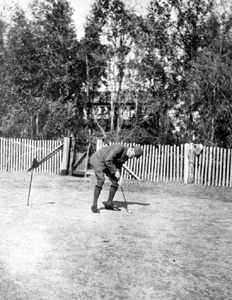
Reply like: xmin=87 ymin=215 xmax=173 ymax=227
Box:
xmin=96 ymin=139 xmax=103 ymax=151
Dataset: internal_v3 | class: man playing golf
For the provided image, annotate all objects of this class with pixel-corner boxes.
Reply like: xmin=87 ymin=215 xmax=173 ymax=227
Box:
xmin=90 ymin=143 xmax=143 ymax=213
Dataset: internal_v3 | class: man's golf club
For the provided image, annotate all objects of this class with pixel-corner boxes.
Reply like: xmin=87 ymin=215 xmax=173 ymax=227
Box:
xmin=27 ymin=158 xmax=39 ymax=207
xmin=120 ymin=185 xmax=132 ymax=213
xmin=27 ymin=169 xmax=34 ymax=206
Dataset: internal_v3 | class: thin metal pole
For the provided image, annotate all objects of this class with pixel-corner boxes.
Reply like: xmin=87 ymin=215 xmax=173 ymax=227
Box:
xmin=27 ymin=170 xmax=34 ymax=206
xmin=120 ymin=185 xmax=129 ymax=213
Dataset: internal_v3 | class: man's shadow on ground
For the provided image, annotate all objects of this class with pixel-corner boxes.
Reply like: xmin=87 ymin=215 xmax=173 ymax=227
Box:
xmin=99 ymin=201 xmax=150 ymax=211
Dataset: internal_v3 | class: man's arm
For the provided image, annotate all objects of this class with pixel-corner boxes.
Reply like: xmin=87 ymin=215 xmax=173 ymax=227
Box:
xmin=105 ymin=145 xmax=124 ymax=175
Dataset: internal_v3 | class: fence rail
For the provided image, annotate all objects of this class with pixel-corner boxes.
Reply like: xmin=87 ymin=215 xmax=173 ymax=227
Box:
xmin=0 ymin=138 xmax=63 ymax=174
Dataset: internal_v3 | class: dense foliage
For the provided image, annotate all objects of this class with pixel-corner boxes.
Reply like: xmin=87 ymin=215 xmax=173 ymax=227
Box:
xmin=0 ymin=0 xmax=232 ymax=146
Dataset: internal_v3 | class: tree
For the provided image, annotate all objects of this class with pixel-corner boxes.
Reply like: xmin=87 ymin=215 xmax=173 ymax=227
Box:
xmin=79 ymin=4 xmax=109 ymax=138
xmin=180 ymin=13 xmax=232 ymax=146
xmin=29 ymin=0 xmax=85 ymax=138
xmin=0 ymin=18 xmax=7 ymax=131
xmin=1 ymin=0 xmax=86 ymax=139
xmin=0 ymin=9 xmax=38 ymax=137
xmin=83 ymin=0 xmax=140 ymax=139
xmin=131 ymin=0 xmax=215 ymax=144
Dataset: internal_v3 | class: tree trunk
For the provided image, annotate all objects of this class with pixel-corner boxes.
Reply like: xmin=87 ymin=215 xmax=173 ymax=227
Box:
xmin=36 ymin=113 xmax=39 ymax=138
xmin=116 ymin=108 xmax=121 ymax=135
xmin=110 ymin=91 xmax=115 ymax=132
xmin=210 ymin=116 xmax=215 ymax=143
xmin=93 ymin=115 xmax=106 ymax=138
xmin=31 ymin=116 xmax=34 ymax=139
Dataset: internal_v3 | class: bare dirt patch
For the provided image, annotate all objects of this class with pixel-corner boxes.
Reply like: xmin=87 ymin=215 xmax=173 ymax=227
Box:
xmin=0 ymin=171 xmax=232 ymax=299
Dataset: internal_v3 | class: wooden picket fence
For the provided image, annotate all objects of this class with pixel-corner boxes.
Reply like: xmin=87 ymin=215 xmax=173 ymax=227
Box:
xmin=0 ymin=138 xmax=63 ymax=174
xmin=123 ymin=143 xmax=185 ymax=182
xmin=194 ymin=146 xmax=232 ymax=187
xmin=1 ymin=137 xmax=232 ymax=187
xmin=105 ymin=142 xmax=185 ymax=182
xmin=102 ymin=141 xmax=232 ymax=187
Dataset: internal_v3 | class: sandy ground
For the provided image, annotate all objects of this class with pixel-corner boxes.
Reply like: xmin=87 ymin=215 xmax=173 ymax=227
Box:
xmin=0 ymin=171 xmax=232 ymax=300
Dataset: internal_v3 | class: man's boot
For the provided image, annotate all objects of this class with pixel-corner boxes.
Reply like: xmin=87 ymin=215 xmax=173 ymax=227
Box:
xmin=91 ymin=186 xmax=101 ymax=213
xmin=104 ymin=185 xmax=121 ymax=211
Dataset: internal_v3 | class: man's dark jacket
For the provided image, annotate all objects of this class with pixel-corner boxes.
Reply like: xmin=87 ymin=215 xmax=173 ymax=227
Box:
xmin=90 ymin=144 xmax=129 ymax=175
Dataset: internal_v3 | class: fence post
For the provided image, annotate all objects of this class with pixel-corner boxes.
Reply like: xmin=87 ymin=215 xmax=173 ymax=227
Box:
xmin=69 ymin=134 xmax=75 ymax=175
xmin=184 ymin=143 xmax=194 ymax=184
xmin=60 ymin=137 xmax=71 ymax=175
xmin=184 ymin=144 xmax=189 ymax=183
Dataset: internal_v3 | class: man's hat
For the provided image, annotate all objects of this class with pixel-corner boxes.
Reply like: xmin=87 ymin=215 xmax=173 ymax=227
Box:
xmin=134 ymin=145 xmax=143 ymax=158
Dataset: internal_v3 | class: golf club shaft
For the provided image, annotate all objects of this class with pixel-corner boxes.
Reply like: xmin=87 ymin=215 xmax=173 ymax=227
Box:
xmin=27 ymin=170 xmax=34 ymax=206
xmin=120 ymin=185 xmax=129 ymax=213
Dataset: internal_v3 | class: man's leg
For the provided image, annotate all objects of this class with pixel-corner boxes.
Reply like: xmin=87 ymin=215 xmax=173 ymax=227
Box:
xmin=91 ymin=169 xmax=105 ymax=213
xmin=107 ymin=185 xmax=118 ymax=205
xmin=104 ymin=175 xmax=120 ymax=211
xmin=91 ymin=185 xmax=102 ymax=213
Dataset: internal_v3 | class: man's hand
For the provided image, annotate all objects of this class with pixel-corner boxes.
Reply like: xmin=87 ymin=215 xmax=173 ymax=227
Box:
xmin=115 ymin=170 xmax=120 ymax=179
xmin=118 ymin=177 xmax=123 ymax=186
